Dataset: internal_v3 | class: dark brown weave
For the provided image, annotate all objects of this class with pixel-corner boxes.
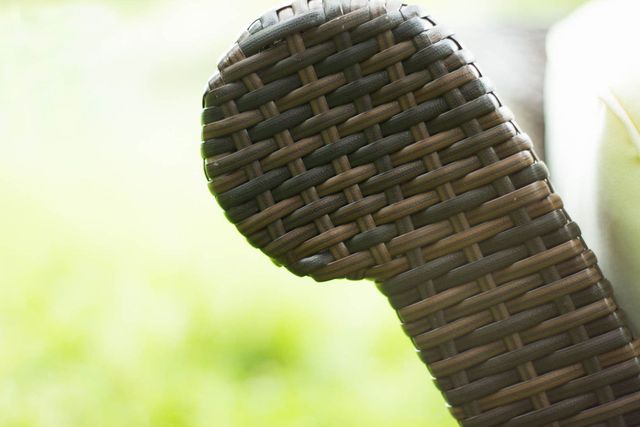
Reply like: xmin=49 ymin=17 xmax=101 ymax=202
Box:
xmin=199 ymin=1 xmax=640 ymax=425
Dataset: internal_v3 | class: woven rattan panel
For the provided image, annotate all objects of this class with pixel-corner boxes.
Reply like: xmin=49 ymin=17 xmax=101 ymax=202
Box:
xmin=200 ymin=1 xmax=640 ymax=425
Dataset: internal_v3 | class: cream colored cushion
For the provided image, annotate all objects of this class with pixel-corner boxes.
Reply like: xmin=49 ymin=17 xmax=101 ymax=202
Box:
xmin=546 ymin=0 xmax=640 ymax=329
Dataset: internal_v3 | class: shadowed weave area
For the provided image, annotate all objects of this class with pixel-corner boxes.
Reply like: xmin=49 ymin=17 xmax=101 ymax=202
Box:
xmin=200 ymin=0 xmax=640 ymax=425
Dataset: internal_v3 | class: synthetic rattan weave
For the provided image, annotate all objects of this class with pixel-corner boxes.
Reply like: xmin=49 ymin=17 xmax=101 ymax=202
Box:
xmin=200 ymin=1 xmax=640 ymax=425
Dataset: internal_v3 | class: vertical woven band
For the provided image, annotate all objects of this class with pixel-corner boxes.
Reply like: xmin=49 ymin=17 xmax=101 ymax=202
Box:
xmin=200 ymin=1 xmax=640 ymax=425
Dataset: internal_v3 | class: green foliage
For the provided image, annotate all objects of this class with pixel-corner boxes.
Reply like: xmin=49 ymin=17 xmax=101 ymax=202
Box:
xmin=0 ymin=0 xmax=588 ymax=425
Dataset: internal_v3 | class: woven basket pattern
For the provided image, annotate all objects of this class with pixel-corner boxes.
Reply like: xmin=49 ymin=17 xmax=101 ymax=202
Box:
xmin=200 ymin=1 xmax=640 ymax=425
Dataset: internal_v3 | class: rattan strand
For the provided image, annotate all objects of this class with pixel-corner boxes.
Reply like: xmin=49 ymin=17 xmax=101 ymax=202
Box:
xmin=200 ymin=1 xmax=640 ymax=425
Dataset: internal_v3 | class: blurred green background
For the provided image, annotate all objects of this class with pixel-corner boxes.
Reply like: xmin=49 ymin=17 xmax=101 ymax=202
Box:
xmin=0 ymin=1 xmax=588 ymax=426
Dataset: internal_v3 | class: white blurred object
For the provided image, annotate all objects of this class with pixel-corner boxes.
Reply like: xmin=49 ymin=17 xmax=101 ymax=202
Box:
xmin=546 ymin=0 xmax=640 ymax=330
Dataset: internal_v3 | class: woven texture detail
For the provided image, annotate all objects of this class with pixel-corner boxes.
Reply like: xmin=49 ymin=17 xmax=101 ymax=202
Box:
xmin=200 ymin=1 xmax=640 ymax=425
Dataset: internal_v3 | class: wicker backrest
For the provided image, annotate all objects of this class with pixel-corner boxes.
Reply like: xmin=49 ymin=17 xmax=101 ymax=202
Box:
xmin=200 ymin=1 xmax=640 ymax=425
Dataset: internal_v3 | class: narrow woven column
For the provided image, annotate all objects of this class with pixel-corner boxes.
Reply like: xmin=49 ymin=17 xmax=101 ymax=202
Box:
xmin=200 ymin=1 xmax=640 ymax=425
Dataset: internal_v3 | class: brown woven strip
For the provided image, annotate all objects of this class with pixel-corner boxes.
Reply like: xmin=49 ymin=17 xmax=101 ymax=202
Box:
xmin=200 ymin=1 xmax=640 ymax=425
